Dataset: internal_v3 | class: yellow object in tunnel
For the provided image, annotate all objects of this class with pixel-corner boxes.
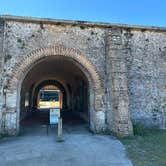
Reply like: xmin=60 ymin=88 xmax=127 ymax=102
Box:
xmin=39 ymin=101 xmax=60 ymax=108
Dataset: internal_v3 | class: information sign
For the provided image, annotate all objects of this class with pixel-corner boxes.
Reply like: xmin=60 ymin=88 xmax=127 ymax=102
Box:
xmin=50 ymin=108 xmax=60 ymax=124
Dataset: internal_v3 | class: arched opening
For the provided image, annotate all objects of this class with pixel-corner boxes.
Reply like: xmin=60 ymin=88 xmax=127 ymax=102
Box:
xmin=36 ymin=85 xmax=62 ymax=109
xmin=33 ymin=80 xmax=66 ymax=109
xmin=4 ymin=46 xmax=106 ymax=135
xmin=20 ymin=56 xmax=90 ymax=127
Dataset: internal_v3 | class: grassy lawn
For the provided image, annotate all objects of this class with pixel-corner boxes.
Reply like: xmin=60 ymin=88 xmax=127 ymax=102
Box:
xmin=120 ymin=127 xmax=166 ymax=166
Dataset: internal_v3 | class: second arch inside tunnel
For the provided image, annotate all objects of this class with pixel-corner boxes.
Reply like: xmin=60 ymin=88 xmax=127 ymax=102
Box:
xmin=20 ymin=56 xmax=90 ymax=127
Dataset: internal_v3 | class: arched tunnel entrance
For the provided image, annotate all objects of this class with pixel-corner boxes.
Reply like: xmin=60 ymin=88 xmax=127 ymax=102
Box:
xmin=20 ymin=56 xmax=89 ymax=128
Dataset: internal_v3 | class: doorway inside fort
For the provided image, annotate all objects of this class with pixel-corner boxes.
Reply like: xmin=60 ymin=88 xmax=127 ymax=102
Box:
xmin=20 ymin=56 xmax=89 ymax=130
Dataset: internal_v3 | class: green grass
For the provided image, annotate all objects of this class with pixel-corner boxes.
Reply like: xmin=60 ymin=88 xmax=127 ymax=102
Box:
xmin=120 ymin=126 xmax=166 ymax=166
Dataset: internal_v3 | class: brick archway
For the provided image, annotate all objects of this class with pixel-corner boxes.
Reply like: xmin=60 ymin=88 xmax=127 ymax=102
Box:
xmin=4 ymin=45 xmax=106 ymax=135
xmin=8 ymin=45 xmax=102 ymax=91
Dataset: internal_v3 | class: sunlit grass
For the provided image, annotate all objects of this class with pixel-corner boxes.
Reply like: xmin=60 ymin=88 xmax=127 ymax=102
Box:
xmin=121 ymin=126 xmax=166 ymax=166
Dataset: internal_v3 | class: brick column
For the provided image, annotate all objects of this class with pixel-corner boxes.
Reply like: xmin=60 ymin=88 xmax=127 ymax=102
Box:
xmin=106 ymin=28 xmax=133 ymax=137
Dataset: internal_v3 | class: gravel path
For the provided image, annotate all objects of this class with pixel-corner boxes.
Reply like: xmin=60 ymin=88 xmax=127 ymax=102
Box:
xmin=0 ymin=125 xmax=132 ymax=166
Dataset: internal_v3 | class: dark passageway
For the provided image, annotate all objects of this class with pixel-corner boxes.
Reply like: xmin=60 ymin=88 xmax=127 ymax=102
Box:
xmin=20 ymin=56 xmax=89 ymax=129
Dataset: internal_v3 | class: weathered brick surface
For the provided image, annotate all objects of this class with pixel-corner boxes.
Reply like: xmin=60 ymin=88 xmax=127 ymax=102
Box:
xmin=0 ymin=16 xmax=166 ymax=136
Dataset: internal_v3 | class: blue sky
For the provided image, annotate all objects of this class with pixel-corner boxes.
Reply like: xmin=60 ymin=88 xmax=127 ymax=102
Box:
xmin=0 ymin=0 xmax=165 ymax=27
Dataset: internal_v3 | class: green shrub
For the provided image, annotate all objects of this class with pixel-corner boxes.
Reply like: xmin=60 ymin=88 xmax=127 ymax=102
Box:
xmin=133 ymin=123 xmax=146 ymax=135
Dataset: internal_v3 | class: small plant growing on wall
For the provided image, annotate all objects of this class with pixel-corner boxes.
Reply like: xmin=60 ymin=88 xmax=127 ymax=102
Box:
xmin=4 ymin=54 xmax=12 ymax=63
xmin=17 ymin=38 xmax=26 ymax=49
xmin=80 ymin=25 xmax=85 ymax=29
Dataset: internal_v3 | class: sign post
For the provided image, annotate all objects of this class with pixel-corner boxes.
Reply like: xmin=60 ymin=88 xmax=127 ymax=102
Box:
xmin=57 ymin=117 xmax=63 ymax=142
xmin=49 ymin=108 xmax=64 ymax=142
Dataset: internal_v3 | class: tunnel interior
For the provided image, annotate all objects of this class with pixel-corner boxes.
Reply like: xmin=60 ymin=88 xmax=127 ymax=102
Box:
xmin=20 ymin=56 xmax=89 ymax=127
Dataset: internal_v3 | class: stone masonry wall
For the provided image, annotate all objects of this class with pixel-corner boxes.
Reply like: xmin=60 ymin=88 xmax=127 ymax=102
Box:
xmin=106 ymin=27 xmax=133 ymax=136
xmin=126 ymin=30 xmax=166 ymax=128
xmin=4 ymin=21 xmax=106 ymax=82
xmin=0 ymin=20 xmax=4 ymax=74
xmin=106 ymin=27 xmax=166 ymax=130
xmin=0 ymin=20 xmax=4 ymax=133
xmin=0 ymin=16 xmax=166 ymax=136
xmin=1 ymin=20 xmax=108 ymax=135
